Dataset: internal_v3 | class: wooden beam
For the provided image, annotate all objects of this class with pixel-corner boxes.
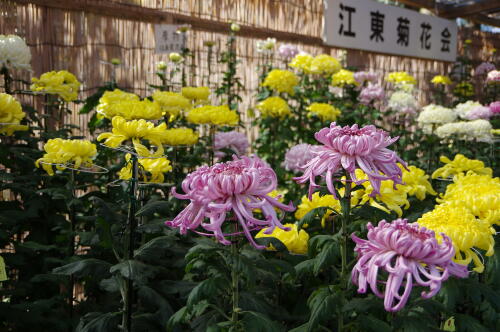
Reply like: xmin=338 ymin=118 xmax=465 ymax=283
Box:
xmin=12 ymin=0 xmax=324 ymax=46
xmin=395 ymin=0 xmax=436 ymax=11
xmin=439 ymin=0 xmax=500 ymax=19
xmin=468 ymin=14 xmax=500 ymax=28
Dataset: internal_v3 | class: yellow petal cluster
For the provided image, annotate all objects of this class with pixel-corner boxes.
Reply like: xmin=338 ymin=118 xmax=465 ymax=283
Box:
xmin=255 ymin=223 xmax=309 ymax=255
xmin=152 ymin=91 xmax=191 ymax=119
xmin=181 ymin=86 xmax=210 ymax=104
xmin=96 ymin=89 xmax=140 ymax=118
xmin=437 ymin=172 xmax=500 ymax=225
xmin=97 ymin=116 xmax=168 ymax=157
xmin=289 ymin=54 xmax=313 ymax=73
xmin=309 ymin=54 xmax=341 ymax=76
xmin=306 ymin=103 xmax=341 ymax=122
xmin=385 ymin=71 xmax=416 ymax=85
xmin=256 ymin=96 xmax=291 ymax=118
xmin=417 ymin=203 xmax=495 ymax=273
xmin=30 ymin=70 xmax=81 ymax=102
xmin=101 ymin=99 xmax=162 ymax=120
xmin=432 ymin=154 xmax=493 ymax=179
xmin=331 ymin=69 xmax=358 ymax=87
xmin=0 ymin=93 xmax=28 ymax=135
xmin=352 ymin=169 xmax=409 ymax=217
xmin=35 ymin=138 xmax=97 ymax=175
xmin=160 ymin=128 xmax=199 ymax=146
xmin=295 ymin=192 xmax=341 ymax=227
xmin=186 ymin=105 xmax=239 ymax=126
xmin=261 ymin=69 xmax=299 ymax=95
xmin=431 ymin=75 xmax=452 ymax=85
xmin=118 ymin=153 xmax=172 ymax=183
xmin=399 ymin=164 xmax=436 ymax=200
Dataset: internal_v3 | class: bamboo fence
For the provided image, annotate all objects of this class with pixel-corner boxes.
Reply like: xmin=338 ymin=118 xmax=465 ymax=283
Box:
xmin=1 ymin=0 xmax=499 ymax=138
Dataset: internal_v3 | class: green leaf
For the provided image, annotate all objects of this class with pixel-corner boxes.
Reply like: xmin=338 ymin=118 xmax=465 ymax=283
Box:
xmin=53 ymin=259 xmax=112 ymax=278
xmin=186 ymin=276 xmax=225 ymax=308
xmin=167 ymin=306 xmax=188 ymax=331
xmin=241 ymin=311 xmax=285 ymax=332
xmin=109 ymin=260 xmax=157 ymax=284
xmin=136 ymin=200 xmax=171 ymax=217
xmin=297 ymin=207 xmax=327 ymax=230
xmin=306 ymin=286 xmax=338 ymax=331
xmin=313 ymin=242 xmax=338 ymax=276
xmin=358 ymin=315 xmax=392 ymax=332
xmin=455 ymin=314 xmax=490 ymax=332
xmin=75 ymin=312 xmax=121 ymax=332
xmin=134 ymin=236 xmax=173 ymax=259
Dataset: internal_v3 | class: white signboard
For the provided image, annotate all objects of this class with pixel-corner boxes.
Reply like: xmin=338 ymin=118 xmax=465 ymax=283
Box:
xmin=324 ymin=0 xmax=457 ymax=62
xmin=154 ymin=25 xmax=187 ymax=54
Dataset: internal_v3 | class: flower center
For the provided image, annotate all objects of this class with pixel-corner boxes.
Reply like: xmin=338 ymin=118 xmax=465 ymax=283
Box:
xmin=212 ymin=163 xmax=245 ymax=176
xmin=395 ymin=224 xmax=431 ymax=242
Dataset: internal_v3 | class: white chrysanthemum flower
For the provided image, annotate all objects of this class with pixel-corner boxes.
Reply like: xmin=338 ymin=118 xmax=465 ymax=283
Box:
xmin=436 ymin=120 xmax=492 ymax=142
xmin=417 ymin=104 xmax=457 ymax=133
xmin=256 ymin=38 xmax=276 ymax=54
xmin=387 ymin=91 xmax=418 ymax=115
xmin=0 ymin=35 xmax=31 ymax=70
xmin=454 ymin=101 xmax=482 ymax=119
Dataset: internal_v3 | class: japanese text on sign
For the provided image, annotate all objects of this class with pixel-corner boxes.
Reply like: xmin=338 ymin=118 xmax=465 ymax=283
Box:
xmin=155 ymin=25 xmax=187 ymax=54
xmin=324 ymin=0 xmax=457 ymax=62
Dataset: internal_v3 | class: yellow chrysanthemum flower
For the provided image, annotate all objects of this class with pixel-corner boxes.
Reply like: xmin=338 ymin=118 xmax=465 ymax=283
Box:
xmin=385 ymin=71 xmax=416 ymax=85
xmin=331 ymin=69 xmax=358 ymax=87
xmin=256 ymin=96 xmax=291 ymax=118
xmin=453 ymin=82 xmax=474 ymax=97
xmin=100 ymin=99 xmax=162 ymax=121
xmin=352 ymin=169 xmax=410 ymax=217
xmin=437 ymin=172 xmax=500 ymax=225
xmin=97 ymin=116 xmax=168 ymax=157
xmin=255 ymin=223 xmax=309 ymax=255
xmin=261 ymin=69 xmax=299 ymax=96
xmin=0 ymin=93 xmax=28 ymax=135
xmin=96 ymin=89 xmax=140 ymax=119
xmin=118 ymin=153 xmax=172 ymax=183
xmin=306 ymin=103 xmax=341 ymax=122
xmin=160 ymin=128 xmax=199 ymax=146
xmin=289 ymin=53 xmax=313 ymax=73
xmin=398 ymin=164 xmax=436 ymax=200
xmin=35 ymin=138 xmax=97 ymax=176
xmin=181 ymin=86 xmax=210 ymax=104
xmin=152 ymin=91 xmax=191 ymax=119
xmin=431 ymin=75 xmax=452 ymax=85
xmin=309 ymin=54 xmax=341 ymax=76
xmin=491 ymin=129 xmax=500 ymax=136
xmin=432 ymin=154 xmax=493 ymax=179
xmin=417 ymin=203 xmax=495 ymax=273
xmin=295 ymin=192 xmax=341 ymax=225
xmin=31 ymin=70 xmax=81 ymax=102
xmin=254 ymin=189 xmax=287 ymax=213
xmin=186 ymin=105 xmax=239 ymax=126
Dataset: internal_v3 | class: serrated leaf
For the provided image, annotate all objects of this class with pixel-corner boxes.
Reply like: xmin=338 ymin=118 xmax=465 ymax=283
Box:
xmin=167 ymin=306 xmax=188 ymax=331
xmin=134 ymin=236 xmax=173 ymax=259
xmin=241 ymin=311 xmax=285 ymax=332
xmin=186 ymin=276 xmax=225 ymax=308
xmin=313 ymin=242 xmax=338 ymax=276
xmin=109 ymin=260 xmax=157 ymax=284
xmin=136 ymin=200 xmax=171 ymax=217
xmin=297 ymin=207 xmax=327 ymax=230
xmin=306 ymin=286 xmax=338 ymax=331
xmin=359 ymin=315 xmax=392 ymax=332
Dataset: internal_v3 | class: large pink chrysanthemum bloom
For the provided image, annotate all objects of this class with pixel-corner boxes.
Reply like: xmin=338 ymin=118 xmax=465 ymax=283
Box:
xmin=283 ymin=143 xmax=320 ymax=173
xmin=474 ymin=62 xmax=495 ymax=76
xmin=278 ymin=44 xmax=299 ymax=59
xmin=351 ymin=219 xmax=468 ymax=312
xmin=489 ymin=101 xmax=500 ymax=115
xmin=294 ymin=123 xmax=405 ymax=198
xmin=214 ymin=131 xmax=249 ymax=159
xmin=354 ymin=71 xmax=378 ymax=85
xmin=165 ymin=155 xmax=295 ymax=248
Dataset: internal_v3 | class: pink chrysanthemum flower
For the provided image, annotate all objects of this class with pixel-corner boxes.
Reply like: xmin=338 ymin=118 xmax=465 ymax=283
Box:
xmin=354 ymin=71 xmax=378 ymax=85
xmin=294 ymin=123 xmax=405 ymax=198
xmin=489 ymin=101 xmax=500 ymax=115
xmin=165 ymin=155 xmax=295 ymax=248
xmin=214 ymin=131 xmax=249 ymax=159
xmin=474 ymin=62 xmax=495 ymax=76
xmin=351 ymin=219 xmax=468 ymax=312
xmin=283 ymin=143 xmax=320 ymax=173
xmin=465 ymin=105 xmax=493 ymax=120
xmin=278 ymin=44 xmax=299 ymax=60
xmin=359 ymin=83 xmax=385 ymax=105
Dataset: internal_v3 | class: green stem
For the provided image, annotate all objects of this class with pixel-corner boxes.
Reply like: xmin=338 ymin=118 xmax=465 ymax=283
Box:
xmin=338 ymin=177 xmax=352 ymax=332
xmin=1 ymin=65 xmax=12 ymax=94
xmin=68 ymin=170 xmax=76 ymax=332
xmin=122 ymin=156 xmax=139 ymax=332
xmin=231 ymin=238 xmax=239 ymax=325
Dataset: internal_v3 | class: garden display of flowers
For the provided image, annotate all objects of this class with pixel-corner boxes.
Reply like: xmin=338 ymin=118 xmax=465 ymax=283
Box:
xmin=0 ymin=23 xmax=498 ymax=332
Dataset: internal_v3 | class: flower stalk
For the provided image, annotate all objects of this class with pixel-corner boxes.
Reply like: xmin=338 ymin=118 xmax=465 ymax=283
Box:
xmin=231 ymin=230 xmax=240 ymax=325
xmin=122 ymin=155 xmax=139 ymax=332
xmin=338 ymin=175 xmax=352 ymax=332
